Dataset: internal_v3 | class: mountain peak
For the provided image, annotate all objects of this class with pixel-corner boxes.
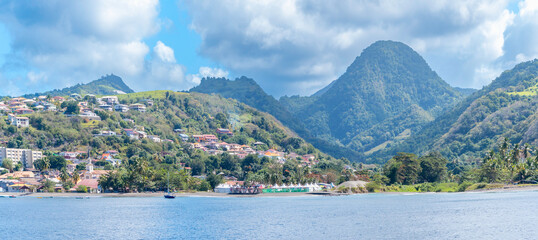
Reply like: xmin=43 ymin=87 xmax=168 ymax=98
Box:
xmin=22 ymin=74 xmax=134 ymax=97
xmin=294 ymin=40 xmax=463 ymax=159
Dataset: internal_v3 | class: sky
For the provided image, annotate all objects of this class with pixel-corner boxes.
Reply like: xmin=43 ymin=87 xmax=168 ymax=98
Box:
xmin=0 ymin=0 xmax=537 ymax=97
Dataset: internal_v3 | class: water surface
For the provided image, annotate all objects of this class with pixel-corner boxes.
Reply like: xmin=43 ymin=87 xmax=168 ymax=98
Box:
xmin=1 ymin=191 xmax=537 ymax=239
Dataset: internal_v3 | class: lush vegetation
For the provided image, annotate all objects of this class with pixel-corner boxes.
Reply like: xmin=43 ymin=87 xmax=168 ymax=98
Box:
xmin=282 ymin=40 xmax=463 ymax=160
xmin=378 ymin=59 xmax=538 ymax=164
xmin=190 ymin=76 xmax=363 ymax=161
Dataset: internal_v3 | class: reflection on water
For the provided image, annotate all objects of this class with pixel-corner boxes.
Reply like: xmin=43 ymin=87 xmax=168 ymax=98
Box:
xmin=1 ymin=191 xmax=538 ymax=239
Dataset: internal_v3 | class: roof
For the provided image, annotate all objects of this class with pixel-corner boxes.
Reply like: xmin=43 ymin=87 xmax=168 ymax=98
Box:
xmin=75 ymin=179 xmax=99 ymax=189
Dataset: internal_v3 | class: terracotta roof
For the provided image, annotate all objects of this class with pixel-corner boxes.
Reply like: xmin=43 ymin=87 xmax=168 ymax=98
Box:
xmin=75 ymin=179 xmax=99 ymax=189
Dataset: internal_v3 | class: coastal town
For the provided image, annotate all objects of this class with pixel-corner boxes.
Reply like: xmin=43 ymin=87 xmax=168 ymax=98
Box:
xmin=0 ymin=93 xmax=349 ymax=195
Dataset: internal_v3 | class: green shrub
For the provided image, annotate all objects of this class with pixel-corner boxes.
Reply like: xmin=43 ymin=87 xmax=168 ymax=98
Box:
xmin=458 ymin=182 xmax=472 ymax=192
xmin=365 ymin=182 xmax=381 ymax=192
xmin=77 ymin=185 xmax=88 ymax=193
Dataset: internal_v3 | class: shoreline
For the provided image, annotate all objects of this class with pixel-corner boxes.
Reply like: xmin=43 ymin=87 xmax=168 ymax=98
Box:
xmin=0 ymin=191 xmax=336 ymax=198
xmin=2 ymin=184 xmax=538 ymax=198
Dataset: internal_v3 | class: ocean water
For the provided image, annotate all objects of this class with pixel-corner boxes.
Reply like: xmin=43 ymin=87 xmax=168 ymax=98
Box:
xmin=1 ymin=191 xmax=538 ymax=239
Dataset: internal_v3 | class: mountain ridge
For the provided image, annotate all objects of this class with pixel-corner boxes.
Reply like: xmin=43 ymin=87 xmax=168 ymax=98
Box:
xmin=22 ymin=74 xmax=134 ymax=98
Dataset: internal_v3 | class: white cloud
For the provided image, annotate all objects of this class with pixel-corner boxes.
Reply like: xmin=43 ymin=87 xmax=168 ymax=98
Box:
xmin=0 ymin=0 xmax=197 ymax=96
xmin=188 ymin=66 xmax=229 ymax=85
xmin=153 ymin=41 xmax=176 ymax=63
xmin=184 ymin=0 xmax=533 ymax=96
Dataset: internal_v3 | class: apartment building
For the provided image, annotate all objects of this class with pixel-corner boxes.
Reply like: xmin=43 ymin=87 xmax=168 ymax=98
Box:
xmin=0 ymin=147 xmax=43 ymax=169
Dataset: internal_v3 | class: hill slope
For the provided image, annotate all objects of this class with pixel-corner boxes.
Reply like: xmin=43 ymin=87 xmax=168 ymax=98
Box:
xmin=190 ymin=77 xmax=362 ymax=160
xmin=294 ymin=40 xmax=463 ymax=156
xmin=23 ymin=74 xmax=134 ymax=97
xmin=2 ymin=90 xmax=326 ymax=157
xmin=379 ymin=59 xmax=538 ymax=162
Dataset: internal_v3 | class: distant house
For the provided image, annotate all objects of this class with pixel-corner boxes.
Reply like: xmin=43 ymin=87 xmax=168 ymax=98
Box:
xmin=52 ymin=96 xmax=65 ymax=102
xmin=178 ymin=133 xmax=189 ymax=142
xmin=129 ymin=103 xmax=146 ymax=112
xmin=14 ymin=108 xmax=34 ymax=115
xmin=100 ymin=153 xmax=121 ymax=166
xmin=44 ymin=103 xmax=56 ymax=111
xmin=193 ymin=135 xmax=203 ymax=142
xmin=104 ymin=150 xmax=119 ymax=156
xmin=203 ymin=134 xmax=218 ymax=142
xmin=60 ymin=152 xmax=79 ymax=160
xmin=98 ymin=104 xmax=113 ymax=111
xmin=114 ymin=104 xmax=129 ymax=112
xmin=8 ymin=114 xmax=29 ymax=128
xmin=124 ymin=129 xmax=147 ymax=140
xmin=141 ymin=99 xmax=154 ymax=106
xmin=147 ymin=135 xmax=161 ymax=143
xmin=79 ymin=111 xmax=101 ymax=121
xmin=216 ymin=128 xmax=233 ymax=136
xmin=100 ymin=96 xmax=119 ymax=105
xmin=35 ymin=105 xmax=45 ymax=111
xmin=97 ymin=130 xmax=117 ymax=136
xmin=193 ymin=134 xmax=218 ymax=143
xmin=0 ymin=105 xmax=9 ymax=113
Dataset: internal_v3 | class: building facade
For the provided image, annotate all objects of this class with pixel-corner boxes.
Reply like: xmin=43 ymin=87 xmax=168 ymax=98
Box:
xmin=0 ymin=147 xmax=43 ymax=169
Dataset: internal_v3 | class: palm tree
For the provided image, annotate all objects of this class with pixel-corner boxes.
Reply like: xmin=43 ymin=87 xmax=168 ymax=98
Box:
xmin=59 ymin=169 xmax=70 ymax=183
xmin=72 ymin=169 xmax=80 ymax=184
xmin=43 ymin=158 xmax=50 ymax=172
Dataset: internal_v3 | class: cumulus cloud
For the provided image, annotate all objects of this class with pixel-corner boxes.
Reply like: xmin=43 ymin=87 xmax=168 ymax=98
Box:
xmin=0 ymin=0 xmax=194 ymax=96
xmin=188 ymin=66 xmax=229 ymax=85
xmin=184 ymin=0 xmax=533 ymax=96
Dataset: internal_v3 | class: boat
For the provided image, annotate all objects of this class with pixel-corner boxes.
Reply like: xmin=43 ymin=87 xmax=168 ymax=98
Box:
xmin=9 ymin=195 xmax=16 ymax=198
xmin=164 ymin=171 xmax=175 ymax=199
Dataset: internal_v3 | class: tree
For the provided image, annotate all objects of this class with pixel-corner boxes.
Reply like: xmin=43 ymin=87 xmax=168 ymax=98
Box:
xmin=42 ymin=179 xmax=55 ymax=192
xmin=59 ymin=169 xmax=70 ymax=183
xmin=72 ymin=169 xmax=80 ymax=184
xmin=62 ymin=180 xmax=74 ymax=191
xmin=48 ymin=156 xmax=67 ymax=170
xmin=206 ymin=173 xmax=224 ymax=190
xmin=1 ymin=159 xmax=14 ymax=172
xmin=14 ymin=162 xmax=23 ymax=171
xmin=419 ymin=152 xmax=448 ymax=183
xmin=384 ymin=153 xmax=421 ymax=185
xmin=61 ymin=101 xmax=80 ymax=115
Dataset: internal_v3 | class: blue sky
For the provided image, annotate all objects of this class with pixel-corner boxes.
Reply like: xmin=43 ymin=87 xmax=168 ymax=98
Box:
xmin=0 ymin=0 xmax=537 ymax=97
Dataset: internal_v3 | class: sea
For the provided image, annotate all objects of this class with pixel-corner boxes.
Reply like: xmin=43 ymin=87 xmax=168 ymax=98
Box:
xmin=1 ymin=191 xmax=538 ymax=239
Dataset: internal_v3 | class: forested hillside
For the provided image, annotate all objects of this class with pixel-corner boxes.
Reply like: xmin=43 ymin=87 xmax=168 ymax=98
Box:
xmin=376 ymin=59 xmax=538 ymax=163
xmin=190 ymin=76 xmax=363 ymax=160
xmin=291 ymin=40 xmax=463 ymax=156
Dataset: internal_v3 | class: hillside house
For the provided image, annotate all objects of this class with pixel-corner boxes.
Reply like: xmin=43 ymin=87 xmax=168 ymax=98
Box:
xmin=14 ymin=108 xmax=34 ymax=115
xmin=114 ymin=104 xmax=129 ymax=112
xmin=129 ymin=103 xmax=146 ymax=112
xmin=8 ymin=114 xmax=29 ymax=128
xmin=148 ymin=135 xmax=161 ymax=143
xmin=100 ymin=96 xmax=119 ymax=105
xmin=178 ymin=133 xmax=189 ymax=142
xmin=216 ymin=128 xmax=233 ymax=136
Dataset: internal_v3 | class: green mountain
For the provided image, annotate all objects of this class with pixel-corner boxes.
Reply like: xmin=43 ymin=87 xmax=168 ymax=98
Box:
xmin=189 ymin=76 xmax=362 ymax=160
xmin=292 ymin=40 xmax=464 ymax=157
xmin=379 ymin=59 xmax=538 ymax=163
xmin=23 ymin=74 xmax=134 ymax=97
xmin=454 ymin=87 xmax=478 ymax=97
